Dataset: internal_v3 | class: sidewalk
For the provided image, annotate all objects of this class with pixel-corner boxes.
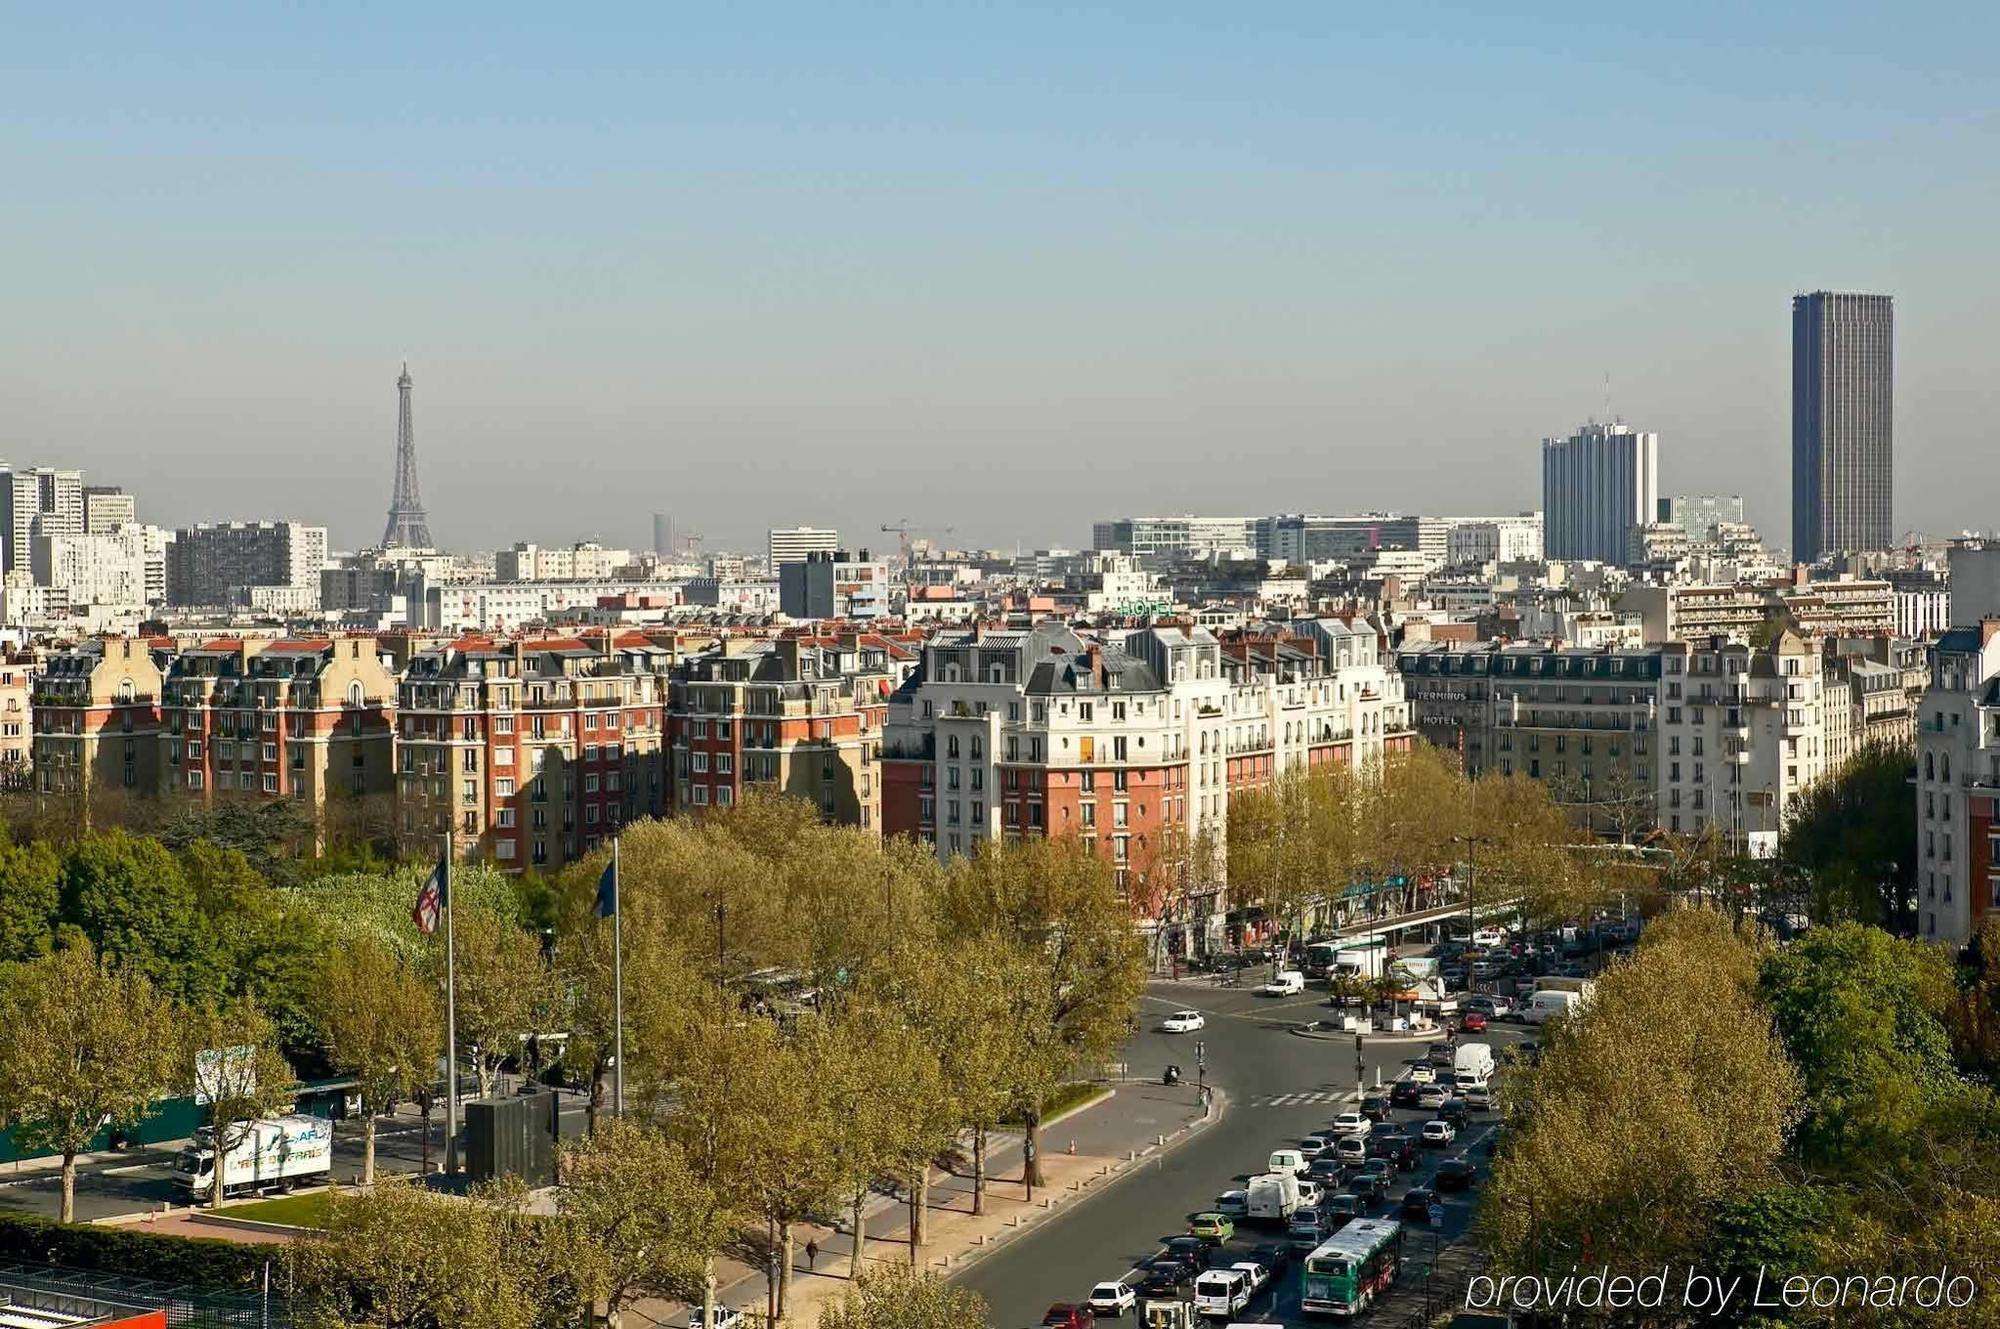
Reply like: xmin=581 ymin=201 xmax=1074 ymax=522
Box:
xmin=644 ymin=1077 xmax=1217 ymax=1327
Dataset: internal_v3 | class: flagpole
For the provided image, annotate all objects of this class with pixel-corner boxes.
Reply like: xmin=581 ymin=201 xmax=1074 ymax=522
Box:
xmin=443 ymin=832 xmax=460 ymax=1176
xmin=612 ymin=836 xmax=625 ymax=1118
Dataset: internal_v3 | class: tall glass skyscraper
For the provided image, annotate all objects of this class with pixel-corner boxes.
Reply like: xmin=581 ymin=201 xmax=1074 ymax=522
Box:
xmin=1792 ymin=291 xmax=1893 ymax=562
xmin=1541 ymin=422 xmax=1659 ymax=565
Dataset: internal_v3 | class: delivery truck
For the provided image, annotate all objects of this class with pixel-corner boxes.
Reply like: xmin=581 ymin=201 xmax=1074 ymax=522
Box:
xmin=172 ymin=1115 xmax=334 ymax=1201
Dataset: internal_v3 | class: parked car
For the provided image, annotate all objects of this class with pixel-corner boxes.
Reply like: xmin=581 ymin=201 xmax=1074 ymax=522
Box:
xmin=1331 ymin=1112 xmax=1371 ymax=1137
xmin=1359 ymin=1092 xmax=1391 ymax=1121
xmin=1160 ymin=1010 xmax=1205 ymax=1034
xmin=1188 ymin=1212 xmax=1234 ymax=1244
xmin=1435 ymin=1156 xmax=1479 ymax=1192
xmin=1042 ymin=1305 xmax=1097 ymax=1329
xmin=1088 ymin=1288 xmax=1136 ymax=1320
xmin=1087 ymin=1281 xmax=1135 ymax=1317
xmin=1421 ymin=1120 xmax=1457 ymax=1147
xmin=1401 ymin=1185 xmax=1439 ymax=1223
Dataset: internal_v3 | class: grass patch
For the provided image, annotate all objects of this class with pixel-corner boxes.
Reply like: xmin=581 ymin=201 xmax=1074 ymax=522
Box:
xmin=1003 ymin=1080 xmax=1110 ymax=1127
xmin=219 ymin=1189 xmax=336 ymax=1228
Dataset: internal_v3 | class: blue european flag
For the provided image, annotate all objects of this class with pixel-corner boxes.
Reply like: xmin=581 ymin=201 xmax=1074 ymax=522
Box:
xmin=596 ymin=858 xmax=618 ymax=919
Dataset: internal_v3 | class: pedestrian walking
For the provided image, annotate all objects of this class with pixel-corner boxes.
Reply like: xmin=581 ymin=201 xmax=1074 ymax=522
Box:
xmin=805 ymin=1239 xmax=818 ymax=1273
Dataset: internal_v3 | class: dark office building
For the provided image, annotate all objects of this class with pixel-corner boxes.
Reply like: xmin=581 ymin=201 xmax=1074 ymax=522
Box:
xmin=1792 ymin=291 xmax=1893 ymax=563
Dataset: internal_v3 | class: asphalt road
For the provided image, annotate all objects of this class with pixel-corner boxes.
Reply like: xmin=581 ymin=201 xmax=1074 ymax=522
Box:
xmin=0 ymin=1101 xmax=590 ymax=1223
xmin=960 ymin=979 xmax=1529 ymax=1327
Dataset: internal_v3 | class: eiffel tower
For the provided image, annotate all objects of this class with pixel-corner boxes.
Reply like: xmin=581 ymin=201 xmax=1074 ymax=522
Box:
xmin=382 ymin=360 xmax=434 ymax=548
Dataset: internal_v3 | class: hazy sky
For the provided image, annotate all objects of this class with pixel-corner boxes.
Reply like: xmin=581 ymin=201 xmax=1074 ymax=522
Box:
xmin=3 ymin=3 xmax=1995 ymax=555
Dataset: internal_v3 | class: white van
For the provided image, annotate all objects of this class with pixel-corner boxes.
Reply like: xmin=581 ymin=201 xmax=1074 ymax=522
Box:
xmin=1453 ymin=1042 xmax=1496 ymax=1087
xmin=1268 ymin=1148 xmax=1309 ymax=1176
xmin=1193 ymin=1268 xmax=1251 ymax=1318
xmin=1261 ymin=969 xmax=1306 ymax=996
xmin=1245 ymin=1171 xmax=1301 ymax=1222
xmin=1522 ymin=989 xmax=1582 ymax=1025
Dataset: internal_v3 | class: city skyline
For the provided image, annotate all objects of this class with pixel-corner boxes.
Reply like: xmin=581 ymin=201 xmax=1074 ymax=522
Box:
xmin=4 ymin=5 xmax=1997 ymax=551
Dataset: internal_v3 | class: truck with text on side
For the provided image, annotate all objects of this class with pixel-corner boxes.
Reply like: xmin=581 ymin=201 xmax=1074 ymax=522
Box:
xmin=171 ymin=1114 xmax=334 ymax=1201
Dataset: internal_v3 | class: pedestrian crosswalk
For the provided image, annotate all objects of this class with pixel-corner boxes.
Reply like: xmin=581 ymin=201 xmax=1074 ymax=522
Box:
xmin=1249 ymin=1089 xmax=1358 ymax=1107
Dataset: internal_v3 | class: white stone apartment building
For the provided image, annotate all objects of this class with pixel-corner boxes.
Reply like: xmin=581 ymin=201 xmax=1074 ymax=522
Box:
xmin=1656 ymin=631 xmax=1827 ymax=854
xmin=1914 ymin=621 xmax=2000 ymax=944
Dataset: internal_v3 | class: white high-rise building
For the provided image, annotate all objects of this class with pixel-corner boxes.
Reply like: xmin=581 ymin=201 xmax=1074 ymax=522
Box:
xmin=0 ymin=467 xmax=85 ymax=574
xmin=1542 ymin=423 xmax=1659 ymax=566
xmin=768 ymin=526 xmax=839 ymax=567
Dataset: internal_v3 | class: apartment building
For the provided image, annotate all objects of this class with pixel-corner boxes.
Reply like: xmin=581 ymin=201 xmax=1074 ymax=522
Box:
xmin=1914 ymin=620 xmax=2000 ymax=943
xmin=0 ymin=467 xmax=84 ymax=574
xmin=1626 ymin=573 xmax=1894 ymax=644
xmin=767 ymin=527 xmax=839 ymax=568
xmin=0 ymin=656 xmax=30 ymax=787
xmin=494 ymin=541 xmax=634 ymax=582
xmin=881 ymin=621 xmax=1412 ymax=949
xmin=1093 ymin=516 xmax=1257 ymax=562
xmin=160 ymin=638 xmax=397 ymax=830
xmin=1656 ymin=632 xmax=1827 ymax=852
xmin=778 ymin=551 xmax=891 ymax=621
xmin=31 ymin=637 xmax=166 ymax=804
xmin=669 ymin=632 xmax=909 ymax=826
xmin=396 ymin=634 xmax=672 ymax=868
xmin=166 ymin=522 xmax=328 ymax=610
xmin=83 ymin=486 xmax=137 ymax=534
xmin=1396 ymin=642 xmax=1662 ymax=835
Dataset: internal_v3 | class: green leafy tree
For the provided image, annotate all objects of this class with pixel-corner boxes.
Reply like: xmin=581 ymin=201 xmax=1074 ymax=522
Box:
xmin=320 ymin=935 xmax=441 ymax=1183
xmin=1482 ymin=906 xmax=1801 ymax=1273
xmin=0 ymin=834 xmax=61 ymax=963
xmin=816 ymin=1266 xmax=989 ymax=1329
xmin=1779 ymin=744 xmax=1916 ymax=928
xmin=424 ymin=900 xmax=552 ymax=1098
xmin=57 ymin=829 xmax=223 ymax=999
xmin=937 ymin=836 xmax=1144 ymax=1188
xmin=293 ymin=1175 xmax=584 ymax=1329
xmin=0 ymin=942 xmax=181 ymax=1221
xmin=556 ymin=1118 xmax=729 ymax=1328
xmin=1759 ymin=922 xmax=1958 ymax=1173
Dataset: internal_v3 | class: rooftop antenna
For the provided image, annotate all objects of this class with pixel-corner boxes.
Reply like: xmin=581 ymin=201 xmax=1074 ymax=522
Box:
xmin=1603 ymin=369 xmax=1613 ymax=423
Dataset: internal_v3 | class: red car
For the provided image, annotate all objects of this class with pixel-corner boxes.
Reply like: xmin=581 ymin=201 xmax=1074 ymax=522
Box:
xmin=1042 ymin=1305 xmax=1096 ymax=1329
xmin=1460 ymin=1010 xmax=1489 ymax=1032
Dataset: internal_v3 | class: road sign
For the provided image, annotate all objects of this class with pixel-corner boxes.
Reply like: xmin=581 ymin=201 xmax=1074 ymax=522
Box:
xmin=1429 ymin=1204 xmax=1445 ymax=1226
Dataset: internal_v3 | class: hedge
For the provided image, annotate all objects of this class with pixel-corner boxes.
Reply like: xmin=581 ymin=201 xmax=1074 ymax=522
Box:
xmin=0 ymin=1212 xmax=278 ymax=1292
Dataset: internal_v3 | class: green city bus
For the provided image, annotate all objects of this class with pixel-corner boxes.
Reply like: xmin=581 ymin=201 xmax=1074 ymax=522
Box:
xmin=1301 ymin=1217 xmax=1404 ymax=1316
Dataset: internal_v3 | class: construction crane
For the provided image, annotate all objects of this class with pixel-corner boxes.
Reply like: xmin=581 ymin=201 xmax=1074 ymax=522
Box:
xmin=880 ymin=519 xmax=954 ymax=563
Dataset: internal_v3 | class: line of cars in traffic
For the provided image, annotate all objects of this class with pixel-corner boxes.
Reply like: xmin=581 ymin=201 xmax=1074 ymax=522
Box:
xmin=1038 ymin=1044 xmax=1503 ymax=1326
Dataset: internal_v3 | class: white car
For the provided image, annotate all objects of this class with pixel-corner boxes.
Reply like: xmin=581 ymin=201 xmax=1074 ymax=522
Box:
xmin=1421 ymin=1119 xmax=1457 ymax=1146
xmin=1230 ymin=1261 xmax=1271 ymax=1295
xmin=1261 ymin=970 xmax=1306 ymax=996
xmin=680 ymin=1311 xmax=742 ymax=1329
xmin=1215 ymin=1188 xmax=1249 ymax=1218
xmin=1088 ymin=1281 xmax=1137 ymax=1316
xmin=1407 ymin=1063 xmax=1437 ymax=1084
xmin=1331 ymin=1112 xmax=1371 ymax=1137
xmin=1334 ymin=1134 xmax=1368 ymax=1163
xmin=1294 ymin=1177 xmax=1324 ymax=1207
xmin=1161 ymin=1010 xmax=1206 ymax=1033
